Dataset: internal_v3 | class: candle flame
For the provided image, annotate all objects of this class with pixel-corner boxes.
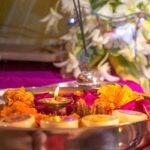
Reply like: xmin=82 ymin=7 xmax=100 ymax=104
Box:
xmin=54 ymin=86 xmax=59 ymax=98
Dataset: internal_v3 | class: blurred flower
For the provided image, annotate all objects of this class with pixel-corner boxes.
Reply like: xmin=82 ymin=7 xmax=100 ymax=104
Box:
xmin=115 ymin=0 xmax=147 ymax=15
xmin=66 ymin=53 xmax=81 ymax=78
xmin=97 ymin=62 xmax=120 ymax=82
xmin=90 ymin=29 xmax=103 ymax=49
xmin=40 ymin=8 xmax=63 ymax=33
xmin=82 ymin=91 xmax=97 ymax=106
xmin=97 ymin=84 xmax=143 ymax=114
xmin=103 ymin=32 xmax=127 ymax=49
xmin=114 ymin=23 xmax=136 ymax=45
xmin=97 ymin=3 xmax=113 ymax=17
xmin=84 ymin=16 xmax=97 ymax=33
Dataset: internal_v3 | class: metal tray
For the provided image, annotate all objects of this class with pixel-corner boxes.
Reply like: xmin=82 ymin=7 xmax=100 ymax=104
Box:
xmin=0 ymin=81 xmax=149 ymax=150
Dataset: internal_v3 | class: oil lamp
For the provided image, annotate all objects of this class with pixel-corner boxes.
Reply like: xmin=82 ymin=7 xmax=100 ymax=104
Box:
xmin=40 ymin=115 xmax=78 ymax=128
xmin=39 ymin=86 xmax=73 ymax=114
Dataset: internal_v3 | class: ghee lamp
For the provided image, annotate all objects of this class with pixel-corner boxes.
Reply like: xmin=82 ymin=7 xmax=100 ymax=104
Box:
xmin=81 ymin=114 xmax=119 ymax=127
xmin=112 ymin=110 xmax=148 ymax=124
xmin=0 ymin=114 xmax=35 ymax=128
xmin=40 ymin=116 xmax=78 ymax=128
xmin=39 ymin=86 xmax=73 ymax=111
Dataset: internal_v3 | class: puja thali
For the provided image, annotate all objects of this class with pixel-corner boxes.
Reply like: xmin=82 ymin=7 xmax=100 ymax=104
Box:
xmin=0 ymin=81 xmax=150 ymax=150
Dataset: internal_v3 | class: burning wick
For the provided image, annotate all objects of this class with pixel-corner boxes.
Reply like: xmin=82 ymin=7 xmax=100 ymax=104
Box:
xmin=54 ymin=86 xmax=59 ymax=100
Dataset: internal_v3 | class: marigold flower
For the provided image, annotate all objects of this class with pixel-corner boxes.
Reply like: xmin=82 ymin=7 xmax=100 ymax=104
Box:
xmin=0 ymin=106 xmax=12 ymax=117
xmin=97 ymin=84 xmax=144 ymax=114
xmin=0 ymin=87 xmax=37 ymax=125
xmin=3 ymin=87 xmax=34 ymax=107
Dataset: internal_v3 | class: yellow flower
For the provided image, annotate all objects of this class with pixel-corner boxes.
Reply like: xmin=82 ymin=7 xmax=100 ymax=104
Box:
xmin=97 ymin=84 xmax=143 ymax=114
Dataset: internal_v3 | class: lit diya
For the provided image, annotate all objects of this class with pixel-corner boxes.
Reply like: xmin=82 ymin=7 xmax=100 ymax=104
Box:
xmin=81 ymin=114 xmax=119 ymax=127
xmin=39 ymin=86 xmax=73 ymax=112
xmin=0 ymin=114 xmax=35 ymax=128
xmin=40 ymin=115 xmax=78 ymax=128
xmin=112 ymin=110 xmax=148 ymax=124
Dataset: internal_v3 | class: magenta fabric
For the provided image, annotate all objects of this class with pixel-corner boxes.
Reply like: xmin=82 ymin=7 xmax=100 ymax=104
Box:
xmin=118 ymin=80 xmax=144 ymax=93
xmin=0 ymin=71 xmax=144 ymax=93
xmin=0 ymin=71 xmax=73 ymax=89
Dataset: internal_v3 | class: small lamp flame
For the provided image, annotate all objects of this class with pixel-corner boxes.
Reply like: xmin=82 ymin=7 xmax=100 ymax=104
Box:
xmin=54 ymin=86 xmax=59 ymax=98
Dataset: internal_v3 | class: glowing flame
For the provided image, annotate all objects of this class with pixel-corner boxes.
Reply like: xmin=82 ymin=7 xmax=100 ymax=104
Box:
xmin=54 ymin=86 xmax=59 ymax=98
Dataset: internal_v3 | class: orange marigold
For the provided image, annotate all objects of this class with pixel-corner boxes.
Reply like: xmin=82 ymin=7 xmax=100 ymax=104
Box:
xmin=0 ymin=106 xmax=12 ymax=117
xmin=35 ymin=113 xmax=47 ymax=128
xmin=97 ymin=84 xmax=143 ymax=114
xmin=3 ymin=87 xmax=34 ymax=107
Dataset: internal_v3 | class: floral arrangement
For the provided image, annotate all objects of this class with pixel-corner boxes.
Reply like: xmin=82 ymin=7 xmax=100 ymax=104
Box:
xmin=0 ymin=87 xmax=46 ymax=127
xmin=0 ymin=83 xmax=149 ymax=127
xmin=41 ymin=0 xmax=150 ymax=91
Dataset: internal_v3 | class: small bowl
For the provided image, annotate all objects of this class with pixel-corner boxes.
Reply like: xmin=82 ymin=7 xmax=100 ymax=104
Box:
xmin=77 ymin=71 xmax=101 ymax=88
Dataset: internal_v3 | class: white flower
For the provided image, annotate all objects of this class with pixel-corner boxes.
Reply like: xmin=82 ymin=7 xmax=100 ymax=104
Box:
xmin=97 ymin=3 xmax=113 ymax=17
xmin=97 ymin=63 xmax=120 ymax=82
xmin=73 ymin=66 xmax=81 ymax=78
xmin=53 ymin=59 xmax=69 ymax=68
xmin=90 ymin=29 xmax=103 ymax=49
xmin=102 ymin=32 xmax=126 ymax=49
xmin=66 ymin=53 xmax=81 ymax=78
xmin=84 ymin=16 xmax=97 ymax=33
xmin=60 ymin=28 xmax=78 ymax=51
xmin=114 ymin=23 xmax=136 ymax=45
xmin=40 ymin=8 xmax=63 ymax=33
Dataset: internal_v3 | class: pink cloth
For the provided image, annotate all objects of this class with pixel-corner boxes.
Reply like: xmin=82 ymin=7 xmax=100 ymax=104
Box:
xmin=0 ymin=71 xmax=73 ymax=89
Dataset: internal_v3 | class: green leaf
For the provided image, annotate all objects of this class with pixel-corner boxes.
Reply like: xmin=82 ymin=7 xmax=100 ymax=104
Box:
xmin=137 ymin=2 xmax=144 ymax=9
xmin=109 ymin=54 xmax=144 ymax=81
xmin=89 ymin=0 xmax=108 ymax=10
xmin=117 ymin=55 xmax=143 ymax=78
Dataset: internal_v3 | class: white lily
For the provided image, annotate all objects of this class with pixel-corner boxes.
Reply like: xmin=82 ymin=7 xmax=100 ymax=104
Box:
xmin=84 ymin=16 xmax=97 ymax=33
xmin=97 ymin=3 xmax=113 ymax=17
xmin=90 ymin=29 xmax=103 ymax=49
xmin=114 ymin=23 xmax=136 ymax=45
xmin=73 ymin=66 xmax=81 ymax=78
xmin=53 ymin=59 xmax=69 ymax=68
xmin=40 ymin=8 xmax=63 ymax=33
xmin=66 ymin=52 xmax=80 ymax=73
xmin=97 ymin=62 xmax=120 ymax=82
xmin=103 ymin=32 xmax=126 ymax=49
